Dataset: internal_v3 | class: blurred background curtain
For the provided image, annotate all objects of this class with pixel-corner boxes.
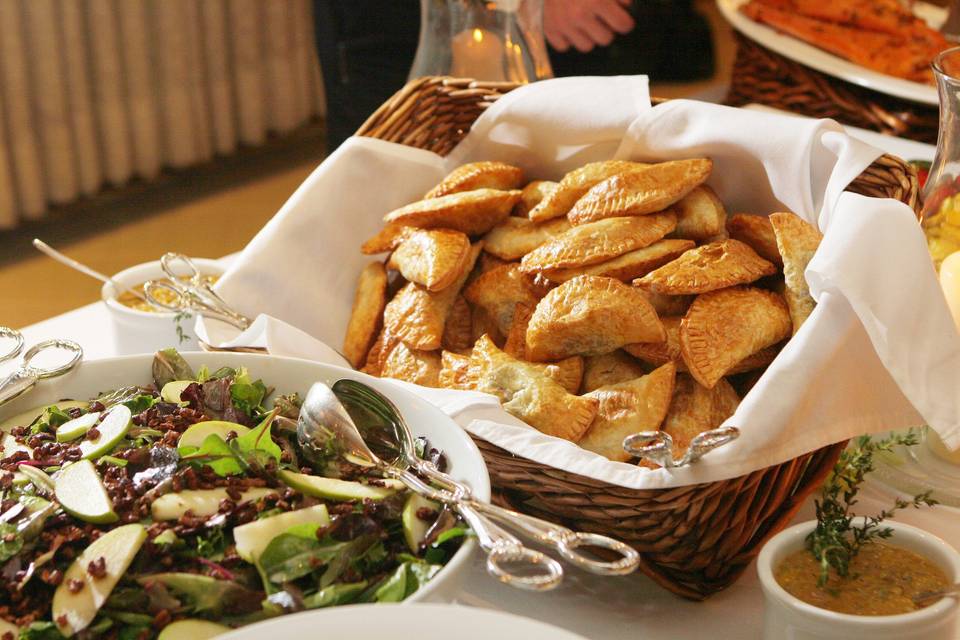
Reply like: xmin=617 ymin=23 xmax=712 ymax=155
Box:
xmin=0 ymin=0 xmax=326 ymax=229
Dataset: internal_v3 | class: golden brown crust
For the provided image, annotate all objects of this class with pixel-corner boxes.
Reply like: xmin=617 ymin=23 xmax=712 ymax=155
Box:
xmin=438 ymin=350 xmax=474 ymax=390
xmin=425 ymin=161 xmax=524 ymax=198
xmin=343 ymin=262 xmax=388 ymax=368
xmin=671 ymin=186 xmax=727 ymax=241
xmin=383 ymin=189 xmax=521 ymax=235
xmin=769 ymin=212 xmax=822 ymax=334
xmin=526 ymin=275 xmax=665 ymax=361
xmin=464 ymin=264 xmax=542 ymax=335
xmin=727 ymin=213 xmax=783 ymax=267
xmin=515 ymin=180 xmax=558 ymax=217
xmin=442 ymin=295 xmax=474 ymax=352
xmin=361 ymin=330 xmax=398 ymax=377
xmin=520 ymin=212 xmax=677 ymax=274
xmin=659 ymin=373 xmax=739 ymax=459
xmin=567 ymin=159 xmax=713 ymax=225
xmin=544 ymin=239 xmax=694 ymax=283
xmin=581 ymin=350 xmax=647 ymax=393
xmin=381 ymin=342 xmax=441 ymax=387
xmin=635 ymin=239 xmax=777 ymax=295
xmin=624 ymin=316 xmax=684 ymax=369
xmin=579 ymin=362 xmax=677 ymax=462
xmin=679 ymin=286 xmax=791 ymax=388
xmin=639 ymin=291 xmax=694 ymax=316
xmin=471 ymin=305 xmax=504 ymax=346
xmin=470 ymin=335 xmax=599 ymax=442
xmin=503 ymin=302 xmax=534 ymax=359
xmin=483 ymin=217 xmax=571 ymax=261
xmin=361 ymin=224 xmax=415 ymax=255
xmin=387 ymin=229 xmax=472 ymax=291
xmin=528 ymin=161 xmax=648 ymax=222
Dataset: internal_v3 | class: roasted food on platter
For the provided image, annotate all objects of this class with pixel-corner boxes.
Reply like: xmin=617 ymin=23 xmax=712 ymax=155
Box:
xmin=740 ymin=0 xmax=949 ymax=84
xmin=348 ymin=160 xmax=823 ymax=465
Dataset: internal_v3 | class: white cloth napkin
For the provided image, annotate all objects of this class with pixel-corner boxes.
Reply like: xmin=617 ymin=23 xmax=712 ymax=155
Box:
xmin=198 ymin=76 xmax=960 ymax=490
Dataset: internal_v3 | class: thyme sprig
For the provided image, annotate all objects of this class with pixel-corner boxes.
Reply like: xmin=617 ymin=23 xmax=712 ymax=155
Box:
xmin=806 ymin=430 xmax=937 ymax=587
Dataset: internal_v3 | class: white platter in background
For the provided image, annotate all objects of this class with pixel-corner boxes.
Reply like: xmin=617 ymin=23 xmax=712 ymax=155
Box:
xmin=717 ymin=0 xmax=944 ymax=105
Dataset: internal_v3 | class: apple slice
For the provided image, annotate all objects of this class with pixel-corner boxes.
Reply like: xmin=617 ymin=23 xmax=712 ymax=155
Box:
xmin=277 ymin=470 xmax=402 ymax=501
xmin=0 ymin=400 xmax=88 ymax=432
xmin=54 ymin=460 xmax=117 ymax=524
xmin=56 ymin=412 xmax=101 ymax=442
xmin=52 ymin=523 xmax=147 ymax=637
xmin=233 ymin=504 xmax=329 ymax=562
xmin=177 ymin=420 xmax=250 ymax=451
xmin=160 ymin=380 xmax=194 ymax=404
xmin=0 ymin=618 xmax=19 ymax=638
xmin=1 ymin=432 xmax=31 ymax=458
xmin=402 ymin=493 xmax=440 ymax=552
xmin=158 ymin=619 xmax=230 ymax=640
xmin=79 ymin=405 xmax=131 ymax=460
xmin=151 ymin=488 xmax=278 ymax=521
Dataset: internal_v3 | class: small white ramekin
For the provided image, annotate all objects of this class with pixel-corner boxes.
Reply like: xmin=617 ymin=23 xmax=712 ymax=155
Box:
xmin=758 ymin=519 xmax=960 ymax=640
xmin=101 ymin=258 xmax=224 ymax=355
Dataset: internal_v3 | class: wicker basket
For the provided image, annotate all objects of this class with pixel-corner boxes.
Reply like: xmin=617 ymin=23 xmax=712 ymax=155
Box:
xmin=357 ymin=76 xmax=920 ymax=599
xmin=726 ymin=34 xmax=939 ymax=145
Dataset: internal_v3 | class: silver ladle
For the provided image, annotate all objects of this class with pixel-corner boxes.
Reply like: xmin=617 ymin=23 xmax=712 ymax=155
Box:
xmin=297 ymin=382 xmax=564 ymax=591
xmin=331 ymin=378 xmax=640 ymax=577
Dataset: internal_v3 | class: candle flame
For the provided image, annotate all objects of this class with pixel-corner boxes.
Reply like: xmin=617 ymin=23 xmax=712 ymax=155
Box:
xmin=472 ymin=28 xmax=484 ymax=43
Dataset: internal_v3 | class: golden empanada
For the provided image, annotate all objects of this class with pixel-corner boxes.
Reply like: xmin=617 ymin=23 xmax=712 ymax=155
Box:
xmin=382 ymin=244 xmax=481 ymax=350
xmin=425 ymin=161 xmax=524 ymax=198
xmin=624 ymin=316 xmax=683 ymax=369
xmin=381 ymin=342 xmax=441 ymax=388
xmin=387 ymin=229 xmax=472 ymax=291
xmin=442 ymin=295 xmax=473 ymax=352
xmin=567 ymin=159 xmax=713 ymax=225
xmin=528 ymin=161 xmax=648 ymax=222
xmin=361 ymin=330 xmax=398 ymax=377
xmin=769 ymin=212 xmax=822 ymax=333
xmin=680 ymin=286 xmax=791 ymax=388
xmin=464 ymin=264 xmax=541 ymax=335
xmin=520 ymin=212 xmax=677 ymax=274
xmin=361 ymin=224 xmax=414 ymax=255
xmin=540 ymin=357 xmax=584 ymax=394
xmin=727 ymin=213 xmax=783 ymax=267
xmin=515 ymin=180 xmax=558 ymax=217
xmin=635 ymin=239 xmax=777 ymax=295
xmin=659 ymin=374 xmax=739 ymax=459
xmin=579 ymin=362 xmax=676 ymax=462
xmin=728 ymin=342 xmax=781 ymax=374
xmin=470 ymin=335 xmax=599 ymax=442
xmin=581 ymin=350 xmax=647 ymax=393
xmin=483 ymin=217 xmax=571 ymax=261
xmin=343 ymin=262 xmax=388 ymax=368
xmin=543 ymin=239 xmax=694 ymax=283
xmin=471 ymin=305 xmax=504 ymax=346
xmin=526 ymin=276 xmax=665 ymax=361
xmin=503 ymin=302 xmax=534 ymax=359
xmin=438 ymin=351 xmax=473 ymax=390
xmin=640 ymin=291 xmax=694 ymax=316
xmin=671 ymin=186 xmax=727 ymax=241
xmin=384 ymin=189 xmax=521 ymax=235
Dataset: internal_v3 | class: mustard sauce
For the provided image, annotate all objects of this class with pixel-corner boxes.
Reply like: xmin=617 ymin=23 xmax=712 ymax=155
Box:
xmin=115 ymin=275 xmax=218 ymax=312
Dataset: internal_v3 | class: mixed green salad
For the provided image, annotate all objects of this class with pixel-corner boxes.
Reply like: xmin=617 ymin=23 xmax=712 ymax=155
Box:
xmin=0 ymin=350 xmax=465 ymax=639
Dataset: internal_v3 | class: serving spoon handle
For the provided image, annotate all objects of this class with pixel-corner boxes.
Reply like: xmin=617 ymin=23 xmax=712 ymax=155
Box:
xmin=914 ymin=583 xmax=960 ymax=607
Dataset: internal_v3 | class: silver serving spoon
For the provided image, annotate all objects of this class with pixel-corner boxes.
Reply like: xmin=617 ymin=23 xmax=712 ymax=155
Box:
xmin=331 ymin=378 xmax=640 ymax=577
xmin=297 ymin=382 xmax=564 ymax=591
xmin=914 ymin=584 xmax=960 ymax=607
xmin=32 ymin=239 xmax=149 ymax=303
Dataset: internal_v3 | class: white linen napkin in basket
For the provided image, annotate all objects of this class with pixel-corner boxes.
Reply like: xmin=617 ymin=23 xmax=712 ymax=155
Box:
xmin=197 ymin=76 xmax=960 ymax=490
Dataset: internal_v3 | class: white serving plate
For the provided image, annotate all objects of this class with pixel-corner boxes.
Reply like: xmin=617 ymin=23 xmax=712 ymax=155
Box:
xmin=0 ymin=351 xmax=489 ymax=605
xmin=219 ymin=603 xmax=590 ymax=640
xmin=717 ymin=0 xmax=943 ymax=105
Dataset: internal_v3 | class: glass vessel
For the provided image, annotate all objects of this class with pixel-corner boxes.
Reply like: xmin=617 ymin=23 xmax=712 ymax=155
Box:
xmin=409 ymin=0 xmax=553 ymax=83
xmin=922 ymin=47 xmax=960 ymax=270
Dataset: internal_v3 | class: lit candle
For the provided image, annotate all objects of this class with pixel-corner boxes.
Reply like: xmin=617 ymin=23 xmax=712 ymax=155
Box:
xmin=450 ymin=28 xmax=506 ymax=81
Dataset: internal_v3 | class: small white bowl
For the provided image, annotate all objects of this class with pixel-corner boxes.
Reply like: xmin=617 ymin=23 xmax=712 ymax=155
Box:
xmin=101 ymin=258 xmax=224 ymax=354
xmin=758 ymin=519 xmax=960 ymax=640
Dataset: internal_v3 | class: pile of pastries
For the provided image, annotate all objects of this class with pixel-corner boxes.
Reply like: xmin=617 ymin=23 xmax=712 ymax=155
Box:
xmin=344 ymin=159 xmax=822 ymax=465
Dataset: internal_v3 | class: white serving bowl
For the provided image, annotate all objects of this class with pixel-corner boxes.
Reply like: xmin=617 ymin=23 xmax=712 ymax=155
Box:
xmin=758 ymin=519 xmax=960 ymax=640
xmin=100 ymin=258 xmax=224 ymax=354
xmin=0 ymin=352 xmax=488 ymax=605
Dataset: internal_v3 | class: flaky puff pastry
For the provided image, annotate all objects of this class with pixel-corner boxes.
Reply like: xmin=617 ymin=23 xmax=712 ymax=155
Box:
xmin=680 ymin=286 xmax=791 ymax=388
xmin=567 ymin=159 xmax=713 ymax=225
xmin=581 ymin=350 xmax=647 ymax=393
xmin=442 ymin=295 xmax=473 ymax=352
xmin=438 ymin=351 xmax=473 ymax=390
xmin=502 ymin=304 xmax=583 ymax=392
xmin=579 ymin=362 xmax=677 ymax=462
xmin=671 ymin=186 xmax=727 ymax=241
xmin=361 ymin=330 xmax=397 ymax=377
xmin=727 ymin=213 xmax=783 ymax=267
xmin=659 ymin=374 xmax=739 ymax=460
xmin=520 ymin=212 xmax=677 ymax=274
xmin=526 ymin=275 xmax=665 ymax=361
xmin=528 ymin=161 xmax=648 ymax=222
xmin=361 ymin=224 xmax=414 ymax=255
xmin=769 ymin=212 xmax=822 ymax=334
xmin=425 ymin=161 xmax=524 ymax=198
xmin=381 ymin=342 xmax=442 ymax=388
xmin=382 ymin=243 xmax=481 ymax=351
xmin=384 ymin=189 xmax=521 ymax=236
xmin=544 ymin=239 xmax=694 ymax=283
xmin=514 ymin=180 xmax=558 ymax=217
xmin=464 ymin=264 xmax=542 ymax=335
xmin=483 ymin=217 xmax=571 ymax=261
xmin=388 ymin=229 xmax=472 ymax=291
xmin=640 ymin=290 xmax=694 ymax=317
xmin=635 ymin=239 xmax=777 ymax=295
xmin=470 ymin=335 xmax=599 ymax=442
xmin=343 ymin=262 xmax=388 ymax=368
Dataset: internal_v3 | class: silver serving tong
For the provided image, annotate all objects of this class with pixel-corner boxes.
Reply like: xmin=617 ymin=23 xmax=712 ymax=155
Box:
xmin=144 ymin=253 xmax=251 ymax=330
xmin=0 ymin=327 xmax=83 ymax=407
xmin=623 ymin=426 xmax=740 ymax=468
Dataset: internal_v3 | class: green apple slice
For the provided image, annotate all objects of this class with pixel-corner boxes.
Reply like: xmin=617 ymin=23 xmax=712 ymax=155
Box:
xmin=54 ymin=460 xmax=117 ymax=524
xmin=402 ymin=493 xmax=440 ymax=552
xmin=52 ymin=523 xmax=147 ymax=637
xmin=1 ymin=432 xmax=31 ymax=458
xmin=0 ymin=400 xmax=88 ymax=432
xmin=79 ymin=405 xmax=131 ymax=460
xmin=277 ymin=470 xmax=401 ymax=501
xmin=160 ymin=380 xmax=194 ymax=405
xmin=56 ymin=412 xmax=101 ymax=442
xmin=177 ymin=420 xmax=250 ymax=452
xmin=233 ymin=504 xmax=329 ymax=562
xmin=0 ymin=618 xmax=19 ymax=637
xmin=151 ymin=487 xmax=278 ymax=521
xmin=158 ymin=619 xmax=230 ymax=640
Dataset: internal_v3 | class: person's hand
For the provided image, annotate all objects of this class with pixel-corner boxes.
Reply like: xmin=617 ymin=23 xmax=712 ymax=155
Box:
xmin=543 ymin=0 xmax=636 ymax=53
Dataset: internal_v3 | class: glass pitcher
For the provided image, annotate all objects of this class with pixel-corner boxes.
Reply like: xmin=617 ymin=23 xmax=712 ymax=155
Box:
xmin=409 ymin=0 xmax=553 ymax=83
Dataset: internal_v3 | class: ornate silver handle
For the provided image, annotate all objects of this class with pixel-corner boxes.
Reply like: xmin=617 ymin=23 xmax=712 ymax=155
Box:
xmin=623 ymin=425 xmax=740 ymax=468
